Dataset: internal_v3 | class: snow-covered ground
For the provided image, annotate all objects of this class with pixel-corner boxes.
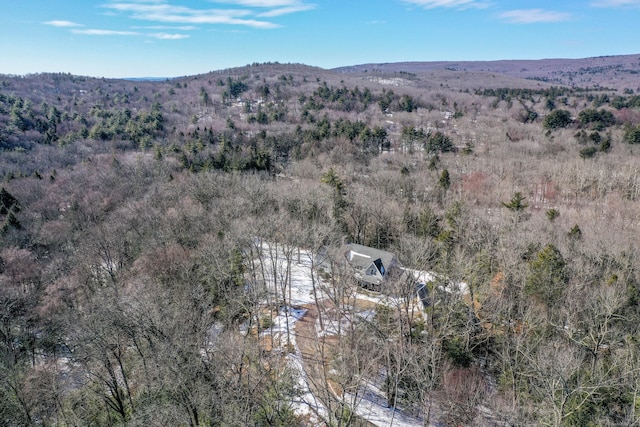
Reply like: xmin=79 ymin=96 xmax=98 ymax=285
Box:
xmin=255 ymin=242 xmax=328 ymax=424
xmin=408 ymin=268 xmax=469 ymax=295
xmin=254 ymin=241 xmax=327 ymax=306
xmin=264 ymin=306 xmax=326 ymax=426
xmin=347 ymin=383 xmax=425 ymax=427
xmin=254 ymin=242 xmax=439 ymax=427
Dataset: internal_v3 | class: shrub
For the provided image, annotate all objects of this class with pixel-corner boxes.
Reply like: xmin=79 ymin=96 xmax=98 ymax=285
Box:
xmin=624 ymin=125 xmax=640 ymax=144
xmin=543 ymin=109 xmax=572 ymax=130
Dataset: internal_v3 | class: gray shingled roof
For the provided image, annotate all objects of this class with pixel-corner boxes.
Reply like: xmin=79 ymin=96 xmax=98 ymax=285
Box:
xmin=343 ymin=243 xmax=396 ymax=274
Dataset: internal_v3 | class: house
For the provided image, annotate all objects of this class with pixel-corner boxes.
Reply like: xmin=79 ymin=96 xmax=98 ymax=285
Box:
xmin=342 ymin=243 xmax=400 ymax=291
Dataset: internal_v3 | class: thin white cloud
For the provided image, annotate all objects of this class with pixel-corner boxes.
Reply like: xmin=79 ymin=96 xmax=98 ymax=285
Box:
xmin=103 ymin=0 xmax=311 ymax=28
xmin=151 ymin=32 xmax=190 ymax=39
xmin=498 ymin=9 xmax=572 ymax=24
xmin=70 ymin=28 xmax=189 ymax=39
xmin=402 ymin=0 xmax=488 ymax=9
xmin=106 ymin=2 xmax=250 ymax=18
xmin=105 ymin=2 xmax=278 ymax=28
xmin=71 ymin=29 xmax=140 ymax=35
xmin=213 ymin=0 xmax=311 ymax=7
xmin=44 ymin=20 xmax=84 ymax=27
xmin=152 ymin=14 xmax=279 ymax=28
xmin=257 ymin=5 xmax=315 ymax=17
xmin=591 ymin=0 xmax=640 ymax=6
xmin=219 ymin=0 xmax=289 ymax=5
xmin=134 ymin=25 xmax=197 ymax=30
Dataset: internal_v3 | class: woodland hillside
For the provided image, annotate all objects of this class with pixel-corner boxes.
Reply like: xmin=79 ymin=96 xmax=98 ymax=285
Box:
xmin=3 ymin=57 xmax=640 ymax=426
xmin=336 ymin=54 xmax=640 ymax=90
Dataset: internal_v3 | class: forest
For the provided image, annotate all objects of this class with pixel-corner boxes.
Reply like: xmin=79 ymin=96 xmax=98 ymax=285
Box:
xmin=2 ymin=59 xmax=640 ymax=426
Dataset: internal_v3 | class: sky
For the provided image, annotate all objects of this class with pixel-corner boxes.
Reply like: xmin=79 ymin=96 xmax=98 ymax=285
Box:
xmin=1 ymin=0 xmax=639 ymax=78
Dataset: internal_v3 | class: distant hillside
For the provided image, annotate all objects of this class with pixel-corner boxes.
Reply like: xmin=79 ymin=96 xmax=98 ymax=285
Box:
xmin=123 ymin=77 xmax=171 ymax=82
xmin=335 ymin=54 xmax=640 ymax=90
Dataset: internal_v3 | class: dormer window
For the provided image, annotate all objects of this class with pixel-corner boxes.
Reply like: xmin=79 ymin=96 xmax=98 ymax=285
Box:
xmin=373 ymin=258 xmax=385 ymax=276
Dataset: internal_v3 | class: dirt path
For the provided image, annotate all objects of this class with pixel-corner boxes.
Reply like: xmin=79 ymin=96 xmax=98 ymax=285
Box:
xmin=295 ymin=302 xmax=333 ymax=400
xmin=294 ymin=300 xmax=376 ymax=427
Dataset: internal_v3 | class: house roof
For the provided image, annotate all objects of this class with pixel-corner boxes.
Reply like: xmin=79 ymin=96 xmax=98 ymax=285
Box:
xmin=343 ymin=243 xmax=396 ymax=272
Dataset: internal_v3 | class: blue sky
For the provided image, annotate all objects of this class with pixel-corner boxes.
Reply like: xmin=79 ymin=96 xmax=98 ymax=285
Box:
xmin=1 ymin=0 xmax=639 ymax=78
